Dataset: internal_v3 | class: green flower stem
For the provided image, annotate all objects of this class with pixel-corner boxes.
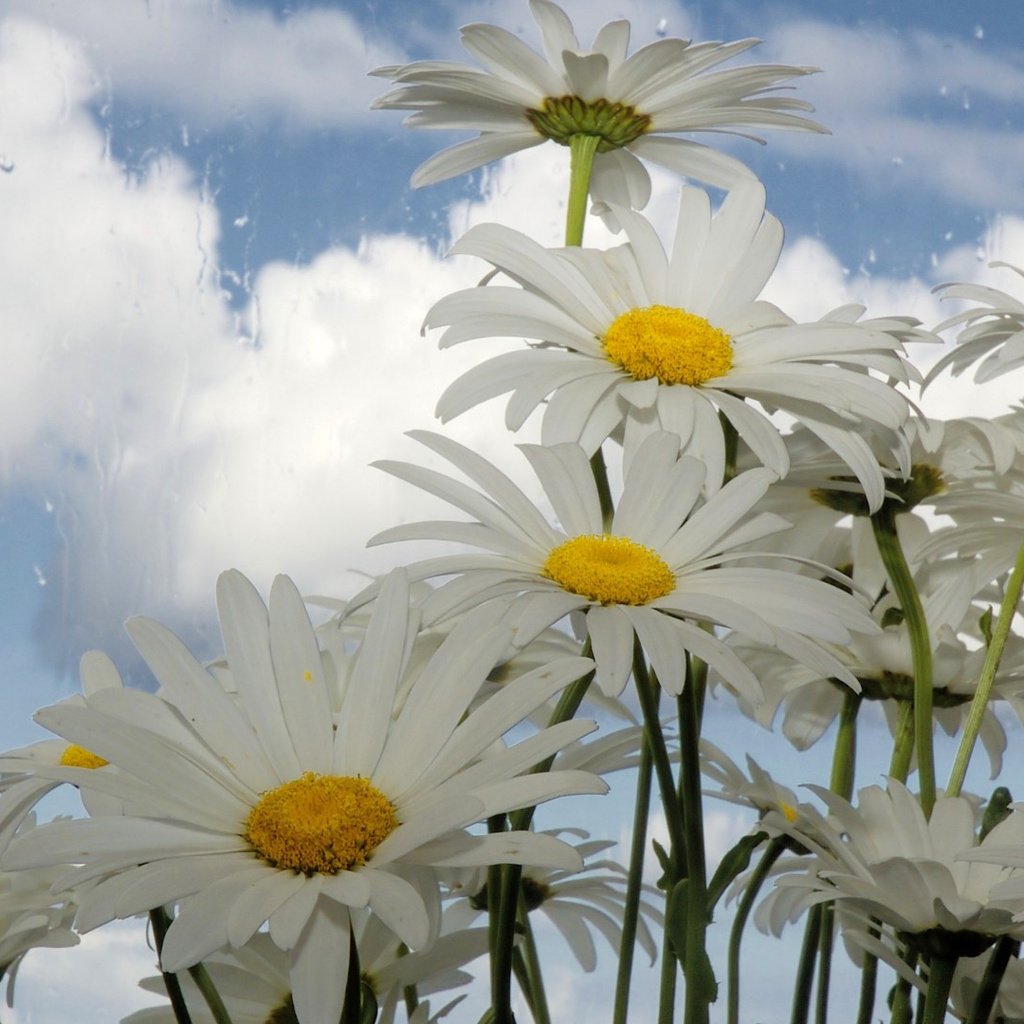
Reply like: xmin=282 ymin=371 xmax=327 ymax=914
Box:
xmin=678 ymin=673 xmax=711 ymax=1024
xmin=791 ymin=904 xmax=823 ymax=1024
xmin=186 ymin=963 xmax=235 ymax=1024
xmin=966 ymin=937 xmax=1018 ymax=1024
xmin=612 ymin=732 xmax=655 ymax=1024
xmin=490 ymin=664 xmax=594 ymax=1024
xmin=149 ymin=907 xmax=234 ymax=1024
xmin=872 ymin=507 xmax=935 ymax=817
xmin=565 ymin=134 xmax=601 ymax=247
xmin=150 ymin=908 xmax=196 ymax=1024
xmin=658 ymin=924 xmax=679 ymax=1024
xmin=888 ymin=701 xmax=916 ymax=783
xmin=815 ymin=905 xmax=835 ymax=1024
xmin=889 ymin=945 xmax=918 ymax=1024
xmin=921 ymin=953 xmax=957 ymax=1024
xmin=590 ymin=448 xmax=615 ymax=531
xmin=831 ymin=689 xmax=861 ymax=800
xmin=512 ymin=950 xmax=538 ymax=1023
xmin=341 ymin=929 xmax=361 ymax=1024
xmin=727 ymin=837 xmax=787 ymax=1024
xmin=947 ymin=533 xmax=1024 ymax=797
xmin=633 ymin=643 xmax=686 ymax=857
xmin=854 ymin=923 xmax=880 ymax=1024
xmin=517 ymin=897 xmax=552 ymax=1024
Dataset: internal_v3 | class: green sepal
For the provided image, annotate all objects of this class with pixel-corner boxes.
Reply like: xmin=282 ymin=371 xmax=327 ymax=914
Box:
xmin=980 ymin=786 xmax=1013 ymax=841
xmin=979 ymin=605 xmax=995 ymax=647
xmin=358 ymin=982 xmax=378 ymax=1024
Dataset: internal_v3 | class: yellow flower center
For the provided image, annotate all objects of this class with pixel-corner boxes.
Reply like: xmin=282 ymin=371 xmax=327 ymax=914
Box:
xmin=59 ymin=744 xmax=108 ymax=769
xmin=244 ymin=772 xmax=398 ymax=876
xmin=603 ymin=305 xmax=733 ymax=385
xmin=542 ymin=534 xmax=676 ymax=606
xmin=780 ymin=803 xmax=799 ymax=824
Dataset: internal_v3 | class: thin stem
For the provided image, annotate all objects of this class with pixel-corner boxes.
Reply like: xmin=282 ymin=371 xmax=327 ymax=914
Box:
xmin=678 ymin=676 xmax=710 ymax=1024
xmin=149 ymin=908 xmax=195 ymax=1024
xmin=966 ymin=937 xmax=1018 ymax=1024
xmin=612 ymin=732 xmax=655 ymax=1024
xmin=872 ymin=508 xmax=935 ymax=816
xmin=948 ymin=533 xmax=1024 ymax=796
xmin=658 ymin=924 xmax=678 ymax=1024
xmin=512 ymin=950 xmax=538 ymax=1022
xmin=728 ymin=837 xmax=787 ymax=1024
xmin=186 ymin=963 xmax=235 ymax=1024
xmin=888 ymin=700 xmax=916 ymax=783
xmin=855 ymin=923 xmax=881 ymax=1024
xmin=341 ymin=929 xmax=361 ymax=1024
xmin=589 ymin=448 xmax=615 ymax=532
xmin=921 ymin=954 xmax=957 ymax=1024
xmin=815 ymin=905 xmax=835 ymax=1024
xmin=518 ymin=901 xmax=552 ymax=1024
xmin=791 ymin=904 xmax=823 ymax=1024
xmin=830 ymin=689 xmax=861 ymax=800
xmin=890 ymin=946 xmax=919 ymax=1024
xmin=565 ymin=134 xmax=601 ymax=246
xmin=632 ymin=643 xmax=685 ymax=856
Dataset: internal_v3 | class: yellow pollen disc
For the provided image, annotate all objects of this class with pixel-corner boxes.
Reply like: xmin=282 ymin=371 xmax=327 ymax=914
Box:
xmin=780 ymin=803 xmax=798 ymax=824
xmin=542 ymin=534 xmax=675 ymax=606
xmin=59 ymin=744 xmax=108 ymax=769
xmin=244 ymin=772 xmax=398 ymax=876
xmin=603 ymin=305 xmax=733 ymax=385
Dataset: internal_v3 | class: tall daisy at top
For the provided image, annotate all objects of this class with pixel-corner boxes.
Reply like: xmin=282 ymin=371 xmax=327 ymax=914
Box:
xmin=371 ymin=0 xmax=826 ymax=206
xmin=428 ymin=184 xmax=916 ymax=508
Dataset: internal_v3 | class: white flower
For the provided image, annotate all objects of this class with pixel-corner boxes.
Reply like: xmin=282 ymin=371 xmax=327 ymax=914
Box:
xmin=427 ymin=185 xmax=913 ymax=508
xmin=768 ymin=780 xmax=1024 ymax=956
xmin=362 ymin=429 xmax=876 ymax=700
xmin=3 ymin=569 xmax=603 ymax=1024
xmin=372 ymin=0 xmax=824 ymax=204
xmin=444 ymin=830 xmax=663 ymax=971
xmin=123 ymin=918 xmax=487 ymax=1024
xmin=926 ymin=262 xmax=1024 ymax=385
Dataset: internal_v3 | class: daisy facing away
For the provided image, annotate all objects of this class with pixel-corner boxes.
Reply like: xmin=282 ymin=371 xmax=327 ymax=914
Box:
xmin=2 ymin=569 xmax=604 ymax=1024
xmin=427 ymin=184 xmax=915 ymax=509
xmin=372 ymin=0 xmax=825 ymax=205
xmin=359 ymin=429 xmax=878 ymax=701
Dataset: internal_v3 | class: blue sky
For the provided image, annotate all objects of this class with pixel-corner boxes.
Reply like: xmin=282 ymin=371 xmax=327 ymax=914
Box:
xmin=1 ymin=0 xmax=1024 ymax=1019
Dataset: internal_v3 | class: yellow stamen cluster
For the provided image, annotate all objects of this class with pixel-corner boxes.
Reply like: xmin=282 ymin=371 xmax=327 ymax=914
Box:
xmin=244 ymin=772 xmax=398 ymax=876
xmin=542 ymin=534 xmax=676 ymax=606
xmin=603 ymin=305 xmax=733 ymax=385
xmin=59 ymin=744 xmax=108 ymax=769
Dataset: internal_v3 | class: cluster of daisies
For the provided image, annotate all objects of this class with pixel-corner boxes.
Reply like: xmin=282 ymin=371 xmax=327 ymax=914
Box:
xmin=5 ymin=2 xmax=1024 ymax=1023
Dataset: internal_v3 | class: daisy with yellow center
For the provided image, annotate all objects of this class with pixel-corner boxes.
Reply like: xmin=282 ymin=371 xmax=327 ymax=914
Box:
xmin=372 ymin=0 xmax=826 ymax=205
xmin=427 ymin=183 xmax=914 ymax=511
xmin=5 ymin=569 xmax=603 ymax=1024
xmin=363 ymin=430 xmax=876 ymax=700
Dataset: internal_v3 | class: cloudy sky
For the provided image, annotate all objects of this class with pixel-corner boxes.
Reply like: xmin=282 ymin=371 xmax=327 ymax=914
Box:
xmin=2 ymin=0 xmax=1024 ymax=1019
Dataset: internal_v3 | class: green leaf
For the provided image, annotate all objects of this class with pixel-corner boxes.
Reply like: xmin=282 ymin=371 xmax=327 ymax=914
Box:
xmin=981 ymin=786 xmax=1013 ymax=841
xmin=706 ymin=831 xmax=767 ymax=913
xmin=979 ymin=606 xmax=995 ymax=647
xmin=666 ymin=879 xmax=718 ymax=1006
xmin=652 ymin=838 xmax=676 ymax=890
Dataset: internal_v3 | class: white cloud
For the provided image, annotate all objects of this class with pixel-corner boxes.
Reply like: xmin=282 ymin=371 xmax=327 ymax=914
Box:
xmin=12 ymin=919 xmax=165 ymax=1023
xmin=765 ymin=18 xmax=1024 ymax=208
xmin=2 ymin=0 xmax=404 ymax=128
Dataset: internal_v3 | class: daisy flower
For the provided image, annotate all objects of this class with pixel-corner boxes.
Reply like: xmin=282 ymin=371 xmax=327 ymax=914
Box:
xmin=361 ymin=429 xmax=877 ymax=700
xmin=372 ymin=0 xmax=825 ymax=204
xmin=768 ymin=780 xmax=1024 ymax=959
xmin=427 ymin=184 xmax=913 ymax=508
xmin=444 ymin=830 xmax=664 ymax=971
xmin=2 ymin=569 xmax=603 ymax=1024
xmin=926 ymin=262 xmax=1024 ymax=386
xmin=124 ymin=920 xmax=487 ymax=1024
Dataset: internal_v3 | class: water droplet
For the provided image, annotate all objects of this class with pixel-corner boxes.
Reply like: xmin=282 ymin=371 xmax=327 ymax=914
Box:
xmin=974 ymin=25 xmax=984 ymax=40
xmin=0 ymin=156 xmax=14 ymax=173
xmin=33 ymin=566 xmax=47 ymax=587
xmin=655 ymin=17 xmax=668 ymax=37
